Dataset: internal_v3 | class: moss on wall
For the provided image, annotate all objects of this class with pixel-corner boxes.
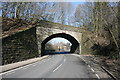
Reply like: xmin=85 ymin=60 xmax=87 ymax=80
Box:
xmin=2 ymin=27 xmax=39 ymax=65
xmin=81 ymin=34 xmax=94 ymax=54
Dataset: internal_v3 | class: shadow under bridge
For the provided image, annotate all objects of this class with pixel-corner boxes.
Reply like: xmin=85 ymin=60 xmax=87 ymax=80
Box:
xmin=41 ymin=33 xmax=80 ymax=56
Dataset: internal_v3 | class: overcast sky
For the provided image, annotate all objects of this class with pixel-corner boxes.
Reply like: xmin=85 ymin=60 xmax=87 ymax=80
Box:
xmin=47 ymin=37 xmax=71 ymax=45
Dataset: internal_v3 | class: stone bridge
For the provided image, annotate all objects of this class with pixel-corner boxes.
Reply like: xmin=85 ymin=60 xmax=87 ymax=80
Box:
xmin=35 ymin=21 xmax=83 ymax=56
xmin=2 ymin=20 xmax=92 ymax=65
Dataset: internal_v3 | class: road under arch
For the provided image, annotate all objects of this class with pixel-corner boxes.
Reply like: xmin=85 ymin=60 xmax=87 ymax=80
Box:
xmin=41 ymin=33 xmax=79 ymax=56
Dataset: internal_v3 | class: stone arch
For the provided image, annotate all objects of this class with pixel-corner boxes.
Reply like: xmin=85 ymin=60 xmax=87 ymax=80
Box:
xmin=41 ymin=33 xmax=80 ymax=56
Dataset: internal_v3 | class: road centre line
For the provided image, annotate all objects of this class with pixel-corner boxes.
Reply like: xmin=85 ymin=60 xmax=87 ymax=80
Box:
xmin=88 ymin=65 xmax=91 ymax=67
xmin=52 ymin=55 xmax=65 ymax=72
xmin=63 ymin=55 xmax=66 ymax=62
xmin=91 ymin=68 xmax=95 ymax=72
xmin=96 ymin=74 xmax=100 ymax=79
xmin=64 ymin=58 xmax=66 ymax=62
xmin=53 ymin=63 xmax=62 ymax=72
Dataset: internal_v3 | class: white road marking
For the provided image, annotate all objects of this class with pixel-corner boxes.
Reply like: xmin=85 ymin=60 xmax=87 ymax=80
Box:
xmin=88 ymin=65 xmax=91 ymax=67
xmin=22 ymin=66 xmax=29 ymax=70
xmin=44 ymin=61 xmax=46 ymax=63
xmin=80 ymin=57 xmax=88 ymax=64
xmin=71 ymin=54 xmax=86 ymax=62
xmin=48 ymin=58 xmax=51 ymax=60
xmin=5 ymin=71 xmax=15 ymax=76
xmin=91 ymin=68 xmax=95 ymax=72
xmin=53 ymin=64 xmax=63 ymax=72
xmin=96 ymin=74 xmax=100 ymax=79
xmin=0 ymin=62 xmax=38 ymax=75
xmin=71 ymin=54 xmax=101 ymax=79
xmin=64 ymin=58 xmax=66 ymax=62
xmin=81 ymin=58 xmax=86 ymax=62
xmin=32 ymin=64 xmax=36 ymax=67
xmin=63 ymin=55 xmax=66 ymax=62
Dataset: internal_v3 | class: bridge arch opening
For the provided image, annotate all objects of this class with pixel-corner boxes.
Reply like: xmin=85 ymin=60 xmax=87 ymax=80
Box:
xmin=41 ymin=33 xmax=79 ymax=56
xmin=45 ymin=38 xmax=72 ymax=53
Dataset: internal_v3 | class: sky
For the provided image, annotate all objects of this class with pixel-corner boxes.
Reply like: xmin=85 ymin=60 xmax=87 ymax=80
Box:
xmin=0 ymin=2 xmax=84 ymax=45
xmin=47 ymin=37 xmax=71 ymax=45
xmin=2 ymin=2 xmax=117 ymax=44
xmin=0 ymin=2 xmax=83 ymax=45
xmin=48 ymin=2 xmax=84 ymax=44
xmin=49 ymin=2 xmax=83 ymax=44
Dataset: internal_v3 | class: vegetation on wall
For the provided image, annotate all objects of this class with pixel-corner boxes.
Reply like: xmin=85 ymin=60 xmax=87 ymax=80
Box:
xmin=2 ymin=27 xmax=39 ymax=65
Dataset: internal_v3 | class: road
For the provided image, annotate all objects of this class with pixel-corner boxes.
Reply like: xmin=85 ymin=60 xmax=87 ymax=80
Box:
xmin=2 ymin=54 xmax=101 ymax=78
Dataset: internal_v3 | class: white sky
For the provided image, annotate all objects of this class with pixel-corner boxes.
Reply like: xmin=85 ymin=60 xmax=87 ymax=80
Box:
xmin=47 ymin=37 xmax=71 ymax=45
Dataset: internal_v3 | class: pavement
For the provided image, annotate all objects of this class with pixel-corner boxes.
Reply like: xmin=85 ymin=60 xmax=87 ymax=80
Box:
xmin=1 ymin=54 xmax=111 ymax=79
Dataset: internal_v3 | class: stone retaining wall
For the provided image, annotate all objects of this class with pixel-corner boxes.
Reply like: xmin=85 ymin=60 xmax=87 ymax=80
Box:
xmin=2 ymin=27 xmax=39 ymax=65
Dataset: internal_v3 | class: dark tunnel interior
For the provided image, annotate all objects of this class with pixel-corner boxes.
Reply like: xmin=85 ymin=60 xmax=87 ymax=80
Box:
xmin=41 ymin=33 xmax=79 ymax=56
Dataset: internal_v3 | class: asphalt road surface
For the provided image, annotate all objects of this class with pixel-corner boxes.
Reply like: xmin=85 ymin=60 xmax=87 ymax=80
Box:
xmin=2 ymin=54 xmax=100 ymax=78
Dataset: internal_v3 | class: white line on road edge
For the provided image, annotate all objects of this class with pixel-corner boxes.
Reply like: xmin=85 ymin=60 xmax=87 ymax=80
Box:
xmin=79 ymin=57 xmax=88 ymax=64
xmin=81 ymin=58 xmax=86 ymax=62
xmin=22 ymin=66 xmax=29 ymax=70
xmin=0 ymin=63 xmax=34 ymax=75
xmin=96 ymin=74 xmax=100 ymax=79
xmin=1 ymin=55 xmax=49 ymax=73
xmin=32 ymin=64 xmax=36 ymax=67
xmin=71 ymin=54 xmax=86 ymax=62
xmin=53 ymin=64 xmax=62 ymax=72
xmin=5 ymin=71 xmax=15 ymax=76
xmin=74 ymin=55 xmax=100 ymax=79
